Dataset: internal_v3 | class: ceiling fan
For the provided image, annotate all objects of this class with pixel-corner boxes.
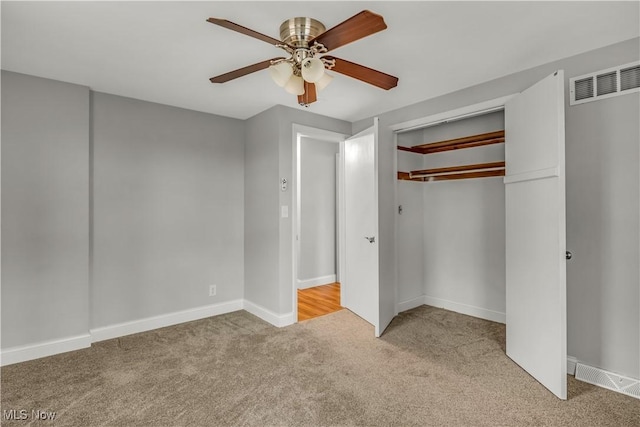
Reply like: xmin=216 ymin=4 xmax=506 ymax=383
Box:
xmin=207 ymin=10 xmax=399 ymax=106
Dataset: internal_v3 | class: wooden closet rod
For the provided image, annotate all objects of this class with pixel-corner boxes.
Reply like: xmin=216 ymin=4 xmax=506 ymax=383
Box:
xmin=398 ymin=161 xmax=505 ymax=182
xmin=410 ymin=161 xmax=505 ymax=178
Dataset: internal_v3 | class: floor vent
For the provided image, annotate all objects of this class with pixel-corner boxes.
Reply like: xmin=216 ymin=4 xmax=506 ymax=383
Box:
xmin=570 ymin=61 xmax=640 ymax=105
xmin=575 ymin=363 xmax=640 ymax=400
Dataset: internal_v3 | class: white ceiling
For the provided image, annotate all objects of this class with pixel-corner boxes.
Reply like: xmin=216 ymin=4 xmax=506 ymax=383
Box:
xmin=2 ymin=1 xmax=639 ymax=122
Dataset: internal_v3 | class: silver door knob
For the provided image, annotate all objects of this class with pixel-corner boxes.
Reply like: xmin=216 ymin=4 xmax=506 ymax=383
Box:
xmin=365 ymin=236 xmax=375 ymax=243
xmin=566 ymin=251 xmax=572 ymax=260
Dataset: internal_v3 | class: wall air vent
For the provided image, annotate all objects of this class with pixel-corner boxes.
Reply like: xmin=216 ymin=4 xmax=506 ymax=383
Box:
xmin=570 ymin=61 xmax=640 ymax=105
xmin=574 ymin=77 xmax=594 ymax=100
xmin=596 ymin=72 xmax=617 ymax=96
xmin=620 ymin=64 xmax=640 ymax=91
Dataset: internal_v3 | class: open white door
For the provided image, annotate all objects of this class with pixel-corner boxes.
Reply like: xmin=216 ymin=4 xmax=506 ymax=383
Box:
xmin=505 ymin=71 xmax=567 ymax=399
xmin=343 ymin=120 xmax=380 ymax=334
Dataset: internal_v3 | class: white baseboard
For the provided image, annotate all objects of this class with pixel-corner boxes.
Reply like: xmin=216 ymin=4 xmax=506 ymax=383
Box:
xmin=567 ymin=356 xmax=578 ymax=376
xmin=398 ymin=294 xmax=506 ymax=324
xmin=1 ymin=298 xmax=298 ymax=366
xmin=397 ymin=295 xmax=428 ymax=313
xmin=243 ymin=300 xmax=295 ymax=327
xmin=297 ymin=274 xmax=336 ymax=289
xmin=90 ymin=299 xmax=244 ymax=343
xmin=1 ymin=333 xmax=92 ymax=366
xmin=423 ymin=295 xmax=506 ymax=324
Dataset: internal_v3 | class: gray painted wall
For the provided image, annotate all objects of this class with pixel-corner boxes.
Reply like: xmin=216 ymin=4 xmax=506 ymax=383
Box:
xmin=355 ymin=37 xmax=640 ymax=379
xmin=3 ymin=38 xmax=637 ymax=380
xmin=1 ymin=71 xmax=90 ymax=348
xmin=244 ymin=107 xmax=281 ymax=313
xmin=91 ymin=92 xmax=245 ymax=328
xmin=298 ymin=137 xmax=339 ymax=283
xmin=244 ymin=105 xmax=349 ymax=316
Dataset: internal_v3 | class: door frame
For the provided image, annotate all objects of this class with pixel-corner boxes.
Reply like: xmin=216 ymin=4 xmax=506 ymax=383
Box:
xmin=390 ymin=95 xmax=516 ymax=134
xmin=291 ymin=124 xmax=348 ymax=322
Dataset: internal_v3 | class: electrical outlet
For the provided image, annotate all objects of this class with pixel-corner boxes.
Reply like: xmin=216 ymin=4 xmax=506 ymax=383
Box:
xmin=209 ymin=285 xmax=216 ymax=297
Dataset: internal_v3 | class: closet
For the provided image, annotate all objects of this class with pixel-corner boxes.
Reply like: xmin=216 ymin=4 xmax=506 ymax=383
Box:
xmin=396 ymin=111 xmax=507 ymax=323
xmin=394 ymin=72 xmax=568 ymax=400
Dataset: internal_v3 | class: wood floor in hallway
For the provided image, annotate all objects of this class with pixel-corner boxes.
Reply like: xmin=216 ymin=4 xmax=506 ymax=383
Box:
xmin=297 ymin=282 xmax=342 ymax=321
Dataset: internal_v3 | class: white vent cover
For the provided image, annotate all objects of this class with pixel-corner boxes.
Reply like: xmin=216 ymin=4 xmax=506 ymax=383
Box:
xmin=575 ymin=363 xmax=640 ymax=400
xmin=570 ymin=61 xmax=640 ymax=105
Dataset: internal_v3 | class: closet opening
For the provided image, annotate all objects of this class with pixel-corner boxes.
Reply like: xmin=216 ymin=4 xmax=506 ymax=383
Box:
xmin=393 ymin=72 xmax=569 ymax=400
xmin=396 ymin=110 xmax=507 ymax=324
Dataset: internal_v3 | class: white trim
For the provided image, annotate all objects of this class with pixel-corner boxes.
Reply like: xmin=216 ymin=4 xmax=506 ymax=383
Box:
xmin=397 ymin=295 xmax=427 ymax=313
xmin=297 ymin=274 xmax=337 ymax=289
xmin=243 ymin=299 xmax=295 ymax=327
xmin=390 ymin=95 xmax=516 ymax=133
xmin=424 ymin=295 xmax=506 ymax=324
xmin=398 ymin=294 xmax=506 ymax=324
xmin=2 ymin=299 xmax=295 ymax=365
xmin=1 ymin=334 xmax=91 ymax=366
xmin=567 ymin=356 xmax=578 ymax=376
xmin=90 ymin=299 xmax=243 ymax=342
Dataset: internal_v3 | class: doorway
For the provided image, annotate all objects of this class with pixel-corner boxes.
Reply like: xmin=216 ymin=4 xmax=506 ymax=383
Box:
xmin=292 ymin=121 xmax=386 ymax=335
xmin=293 ymin=125 xmax=347 ymax=322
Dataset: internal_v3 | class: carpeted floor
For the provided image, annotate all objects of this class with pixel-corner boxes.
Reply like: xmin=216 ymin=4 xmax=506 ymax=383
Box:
xmin=1 ymin=305 xmax=639 ymax=426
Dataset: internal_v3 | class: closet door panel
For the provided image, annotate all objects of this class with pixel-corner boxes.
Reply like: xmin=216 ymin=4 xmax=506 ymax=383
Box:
xmin=505 ymin=71 xmax=567 ymax=400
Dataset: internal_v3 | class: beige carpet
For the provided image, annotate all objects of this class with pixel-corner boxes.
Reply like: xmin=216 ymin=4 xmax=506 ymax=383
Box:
xmin=1 ymin=305 xmax=639 ymax=426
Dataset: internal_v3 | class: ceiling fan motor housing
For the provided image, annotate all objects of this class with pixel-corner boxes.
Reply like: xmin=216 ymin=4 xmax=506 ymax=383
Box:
xmin=279 ymin=17 xmax=325 ymax=48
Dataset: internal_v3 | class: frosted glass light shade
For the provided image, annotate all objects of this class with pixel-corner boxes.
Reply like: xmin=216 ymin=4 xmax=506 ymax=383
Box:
xmin=315 ymin=72 xmax=334 ymax=91
xmin=284 ymin=75 xmax=305 ymax=95
xmin=301 ymin=57 xmax=325 ymax=83
xmin=269 ymin=62 xmax=293 ymax=87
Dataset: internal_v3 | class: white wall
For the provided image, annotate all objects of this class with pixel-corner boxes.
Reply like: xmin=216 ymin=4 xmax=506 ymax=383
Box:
xmin=422 ymin=112 xmax=506 ymax=320
xmin=396 ymin=132 xmax=425 ymax=308
xmin=298 ymin=137 xmax=339 ymax=286
xmin=1 ymin=71 xmax=90 ymax=349
xmin=354 ymin=38 xmax=640 ymax=380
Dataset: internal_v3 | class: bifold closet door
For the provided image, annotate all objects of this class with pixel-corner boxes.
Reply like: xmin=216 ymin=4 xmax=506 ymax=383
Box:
xmin=504 ymin=71 xmax=567 ymax=399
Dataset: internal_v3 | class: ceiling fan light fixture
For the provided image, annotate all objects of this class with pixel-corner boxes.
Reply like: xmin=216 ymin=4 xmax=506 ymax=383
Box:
xmin=284 ymin=75 xmax=305 ymax=95
xmin=301 ymin=57 xmax=325 ymax=83
xmin=269 ymin=61 xmax=293 ymax=87
xmin=315 ymin=72 xmax=334 ymax=91
xmin=208 ymin=10 xmax=399 ymax=106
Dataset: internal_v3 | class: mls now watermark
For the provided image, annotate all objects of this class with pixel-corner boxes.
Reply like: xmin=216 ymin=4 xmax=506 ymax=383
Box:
xmin=3 ymin=409 xmax=57 ymax=421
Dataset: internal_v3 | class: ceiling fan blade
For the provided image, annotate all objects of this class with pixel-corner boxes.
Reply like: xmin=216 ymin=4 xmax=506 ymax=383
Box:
xmin=325 ymin=57 xmax=398 ymax=90
xmin=210 ymin=57 xmax=284 ymax=83
xmin=310 ymin=10 xmax=387 ymax=52
xmin=298 ymin=82 xmax=317 ymax=106
xmin=207 ymin=18 xmax=283 ymax=46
